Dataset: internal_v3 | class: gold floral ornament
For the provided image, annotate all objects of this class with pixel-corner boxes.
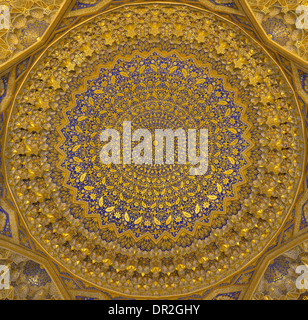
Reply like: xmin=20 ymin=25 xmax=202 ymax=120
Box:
xmin=247 ymin=0 xmax=308 ymax=59
xmin=4 ymin=4 xmax=304 ymax=297
xmin=0 ymin=248 xmax=63 ymax=300
xmin=0 ymin=0 xmax=65 ymax=66
xmin=252 ymin=240 xmax=308 ymax=300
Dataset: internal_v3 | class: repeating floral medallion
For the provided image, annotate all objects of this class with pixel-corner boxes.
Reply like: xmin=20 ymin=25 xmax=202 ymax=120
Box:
xmin=4 ymin=4 xmax=305 ymax=297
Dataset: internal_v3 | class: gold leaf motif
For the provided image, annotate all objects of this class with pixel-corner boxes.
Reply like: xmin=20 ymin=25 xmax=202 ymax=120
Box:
xmin=208 ymin=84 xmax=213 ymax=94
xmin=224 ymin=169 xmax=233 ymax=174
xmin=228 ymin=156 xmax=235 ymax=165
xmin=84 ymin=186 xmax=94 ymax=191
xmin=225 ymin=109 xmax=231 ymax=117
xmin=166 ymin=215 xmax=172 ymax=225
xmin=124 ymin=212 xmax=130 ymax=222
xmin=94 ymin=89 xmax=104 ymax=94
xmin=80 ymin=173 xmax=87 ymax=182
xmin=170 ymin=66 xmax=177 ymax=73
xmin=196 ymin=78 xmax=205 ymax=84
xmin=120 ymin=71 xmax=129 ymax=77
xmin=195 ymin=203 xmax=201 ymax=214
xmin=217 ymin=101 xmax=228 ymax=105
xmin=183 ymin=211 xmax=191 ymax=218
xmin=217 ymin=183 xmax=222 ymax=193
xmin=75 ymin=126 xmax=82 ymax=133
xmin=106 ymin=206 xmax=115 ymax=212
xmin=228 ymin=128 xmax=237 ymax=134
xmin=154 ymin=217 xmax=161 ymax=225
xmin=88 ymin=97 xmax=94 ymax=106
xmin=139 ymin=65 xmax=145 ymax=74
xmin=111 ymin=75 xmax=116 ymax=85
xmin=207 ymin=195 xmax=217 ymax=200
xmin=78 ymin=116 xmax=87 ymax=121
xmin=150 ymin=64 xmax=158 ymax=72
xmin=99 ymin=197 xmax=104 ymax=207
xmin=72 ymin=145 xmax=81 ymax=152
xmin=73 ymin=157 xmax=82 ymax=163
xmin=134 ymin=216 xmax=142 ymax=224
xmin=182 ymin=68 xmax=188 ymax=78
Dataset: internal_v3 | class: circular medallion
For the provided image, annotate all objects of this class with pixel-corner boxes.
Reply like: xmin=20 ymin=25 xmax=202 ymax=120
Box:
xmin=5 ymin=4 xmax=304 ymax=297
xmin=59 ymin=51 xmax=251 ymax=240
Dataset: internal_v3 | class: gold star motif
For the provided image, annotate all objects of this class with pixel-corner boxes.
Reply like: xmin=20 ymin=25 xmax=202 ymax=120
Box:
xmin=173 ymin=24 xmax=183 ymax=37
xmin=195 ymin=30 xmax=208 ymax=43
xmin=260 ymin=93 xmax=274 ymax=104
xmin=104 ymin=32 xmax=115 ymax=45
xmin=268 ymin=139 xmax=283 ymax=151
xmin=203 ymin=202 xmax=210 ymax=209
xmin=149 ymin=22 xmax=160 ymax=36
xmin=27 ymin=119 xmax=42 ymax=132
xmin=67 ymin=61 xmax=76 ymax=72
xmin=83 ymin=45 xmax=94 ymax=57
xmin=266 ymin=115 xmax=279 ymax=127
xmin=234 ymin=56 xmax=246 ymax=68
xmin=126 ymin=24 xmax=136 ymax=38
xmin=170 ymin=227 xmax=176 ymax=233
xmin=249 ymin=73 xmax=262 ymax=86
xmin=36 ymin=97 xmax=49 ymax=111
xmin=266 ymin=161 xmax=281 ymax=174
xmin=48 ymin=75 xmax=61 ymax=90
xmin=24 ymin=143 xmax=39 ymax=156
xmin=216 ymin=41 xmax=228 ymax=54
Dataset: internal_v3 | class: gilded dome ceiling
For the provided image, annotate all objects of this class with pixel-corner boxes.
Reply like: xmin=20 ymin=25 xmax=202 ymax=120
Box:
xmin=0 ymin=0 xmax=308 ymax=301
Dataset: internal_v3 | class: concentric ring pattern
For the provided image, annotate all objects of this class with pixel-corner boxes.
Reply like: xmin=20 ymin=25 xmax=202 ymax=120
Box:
xmin=58 ymin=50 xmax=251 ymax=240
xmin=4 ymin=4 xmax=304 ymax=297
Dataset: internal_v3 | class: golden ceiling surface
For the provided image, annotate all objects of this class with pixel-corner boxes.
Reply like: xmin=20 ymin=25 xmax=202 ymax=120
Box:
xmin=0 ymin=0 xmax=308 ymax=300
